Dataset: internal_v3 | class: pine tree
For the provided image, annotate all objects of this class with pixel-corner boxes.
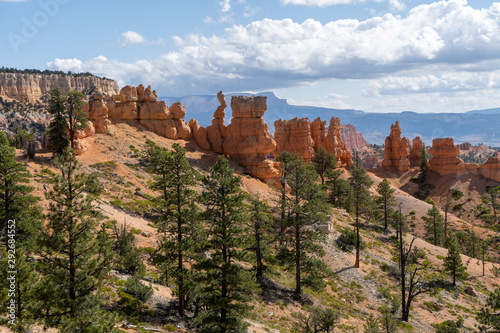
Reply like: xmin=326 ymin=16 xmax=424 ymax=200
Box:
xmin=364 ymin=314 xmax=381 ymax=333
xmin=477 ymin=288 xmax=500 ymax=332
xmin=423 ymin=205 xmax=444 ymax=246
xmin=247 ymin=196 xmax=273 ymax=283
xmin=35 ymin=150 xmax=116 ymax=331
xmin=0 ymin=131 xmax=42 ymax=332
xmin=443 ymin=235 xmax=467 ymax=287
xmin=349 ymin=160 xmax=373 ymax=268
xmin=276 ymin=152 xmax=329 ymax=295
xmin=111 ymin=223 xmax=146 ymax=276
xmin=196 ymin=156 xmax=255 ymax=333
xmin=275 ymin=151 xmax=297 ymax=244
xmin=312 ymin=146 xmax=337 ymax=185
xmin=65 ymin=90 xmax=87 ymax=150
xmin=47 ymin=87 xmax=70 ymax=156
xmin=146 ymin=142 xmax=199 ymax=317
xmin=376 ymin=178 xmax=396 ymax=230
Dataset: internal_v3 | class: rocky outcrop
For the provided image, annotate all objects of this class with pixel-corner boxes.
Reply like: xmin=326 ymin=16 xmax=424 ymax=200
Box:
xmin=428 ymin=138 xmax=463 ymax=175
xmin=457 ymin=142 xmax=471 ymax=151
xmin=190 ymin=92 xmax=279 ymax=181
xmin=86 ymin=84 xmax=192 ymax=140
xmin=274 ymin=116 xmax=352 ymax=167
xmin=479 ymin=152 xmax=500 ymax=182
xmin=341 ymin=124 xmax=368 ymax=150
xmin=0 ymin=72 xmax=119 ymax=102
xmin=381 ymin=121 xmax=411 ymax=172
xmin=223 ymin=95 xmax=279 ymax=180
xmin=205 ymin=91 xmax=227 ymax=154
xmin=274 ymin=118 xmax=315 ymax=161
xmin=324 ymin=117 xmax=353 ymax=168
xmin=410 ymin=136 xmax=424 ymax=165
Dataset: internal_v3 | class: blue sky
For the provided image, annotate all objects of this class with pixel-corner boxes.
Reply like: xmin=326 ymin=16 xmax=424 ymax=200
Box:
xmin=2 ymin=0 xmax=500 ymax=113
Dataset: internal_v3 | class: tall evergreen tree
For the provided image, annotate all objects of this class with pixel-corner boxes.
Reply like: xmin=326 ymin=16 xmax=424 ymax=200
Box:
xmin=349 ymin=160 xmax=373 ymax=268
xmin=65 ymin=90 xmax=87 ymax=150
xmin=146 ymin=142 xmax=198 ymax=317
xmin=312 ymin=146 xmax=337 ymax=185
xmin=47 ymin=87 xmax=70 ymax=156
xmin=275 ymin=151 xmax=297 ymax=243
xmin=376 ymin=178 xmax=396 ymax=230
xmin=247 ymin=196 xmax=273 ymax=283
xmin=196 ymin=156 xmax=255 ymax=333
xmin=423 ymin=205 xmax=445 ymax=246
xmin=35 ymin=150 xmax=116 ymax=331
xmin=276 ymin=152 xmax=329 ymax=295
xmin=443 ymin=235 xmax=467 ymax=287
xmin=0 ymin=133 xmax=42 ymax=331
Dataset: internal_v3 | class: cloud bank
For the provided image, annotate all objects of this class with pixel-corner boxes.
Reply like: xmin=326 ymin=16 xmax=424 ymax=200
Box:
xmin=48 ymin=1 xmax=500 ymax=100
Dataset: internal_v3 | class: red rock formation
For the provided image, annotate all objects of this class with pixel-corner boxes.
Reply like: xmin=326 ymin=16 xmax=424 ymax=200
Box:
xmin=274 ymin=116 xmax=352 ymax=167
xmin=410 ymin=136 xmax=423 ymax=165
xmin=223 ymin=95 xmax=279 ymax=180
xmin=205 ymin=91 xmax=227 ymax=154
xmin=457 ymin=142 xmax=471 ymax=150
xmin=480 ymin=152 xmax=500 ymax=182
xmin=381 ymin=121 xmax=411 ymax=172
xmin=428 ymin=138 xmax=463 ymax=175
xmin=189 ymin=119 xmax=210 ymax=151
xmin=311 ymin=118 xmax=327 ymax=150
xmin=274 ymin=117 xmax=315 ymax=161
xmin=324 ymin=117 xmax=352 ymax=168
xmin=86 ymin=84 xmax=192 ymax=140
xmin=340 ymin=124 xmax=368 ymax=150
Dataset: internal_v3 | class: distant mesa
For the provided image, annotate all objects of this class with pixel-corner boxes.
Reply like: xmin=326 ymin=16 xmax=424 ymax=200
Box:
xmin=0 ymin=71 xmax=119 ymax=102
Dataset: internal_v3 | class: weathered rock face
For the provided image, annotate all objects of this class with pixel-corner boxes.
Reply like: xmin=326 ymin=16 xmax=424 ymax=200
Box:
xmin=191 ymin=93 xmax=279 ymax=181
xmin=410 ymin=136 xmax=424 ymax=165
xmin=274 ymin=118 xmax=315 ymax=161
xmin=457 ymin=142 xmax=472 ymax=151
xmin=274 ymin=116 xmax=352 ymax=167
xmin=223 ymin=95 xmax=279 ymax=180
xmin=381 ymin=121 xmax=411 ymax=172
xmin=480 ymin=152 xmax=500 ymax=182
xmin=324 ymin=117 xmax=353 ymax=168
xmin=310 ymin=118 xmax=327 ymax=150
xmin=86 ymin=84 xmax=192 ymax=140
xmin=0 ymin=72 xmax=119 ymax=102
xmin=340 ymin=124 xmax=368 ymax=150
xmin=428 ymin=138 xmax=463 ymax=175
xmin=205 ymin=91 xmax=227 ymax=154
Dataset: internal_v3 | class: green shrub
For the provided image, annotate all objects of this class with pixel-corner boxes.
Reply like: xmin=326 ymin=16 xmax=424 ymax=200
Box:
xmin=125 ymin=275 xmax=153 ymax=302
xmin=452 ymin=190 xmax=463 ymax=201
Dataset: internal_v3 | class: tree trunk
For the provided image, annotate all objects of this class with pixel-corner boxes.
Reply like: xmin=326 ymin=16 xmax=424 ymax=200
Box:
xmin=355 ymin=191 xmax=360 ymax=268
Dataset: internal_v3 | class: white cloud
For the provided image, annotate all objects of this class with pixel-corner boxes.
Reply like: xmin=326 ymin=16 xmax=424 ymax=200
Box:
xmin=48 ymin=1 xmax=500 ymax=99
xmin=119 ymin=31 xmax=146 ymax=47
xmin=220 ymin=0 xmax=231 ymax=13
xmin=328 ymin=92 xmax=348 ymax=99
xmin=280 ymin=0 xmax=361 ymax=6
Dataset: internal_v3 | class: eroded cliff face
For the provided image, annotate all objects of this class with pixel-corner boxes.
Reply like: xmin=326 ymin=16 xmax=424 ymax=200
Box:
xmin=0 ymin=72 xmax=119 ymax=102
xmin=190 ymin=92 xmax=279 ymax=181
xmin=273 ymin=116 xmax=352 ymax=168
xmin=428 ymin=138 xmax=462 ymax=175
xmin=86 ymin=84 xmax=192 ymax=140
xmin=340 ymin=124 xmax=368 ymax=150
